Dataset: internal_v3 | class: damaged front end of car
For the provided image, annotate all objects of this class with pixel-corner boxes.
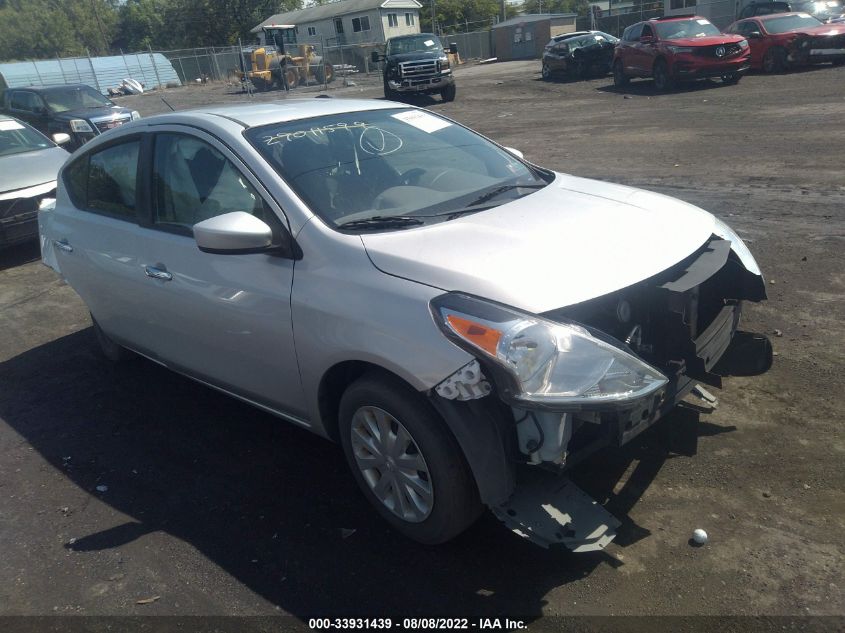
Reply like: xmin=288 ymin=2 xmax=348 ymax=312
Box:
xmin=427 ymin=229 xmax=772 ymax=552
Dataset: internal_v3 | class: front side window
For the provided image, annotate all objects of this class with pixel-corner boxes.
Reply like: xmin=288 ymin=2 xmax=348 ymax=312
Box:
xmin=152 ymin=133 xmax=275 ymax=232
xmin=86 ymin=140 xmax=140 ymax=219
xmin=0 ymin=119 xmax=52 ymax=157
xmin=43 ymin=86 xmax=112 ymax=113
xmin=245 ymin=108 xmax=550 ymax=231
xmin=762 ymin=14 xmax=823 ymax=33
xmin=654 ymin=19 xmax=721 ymax=39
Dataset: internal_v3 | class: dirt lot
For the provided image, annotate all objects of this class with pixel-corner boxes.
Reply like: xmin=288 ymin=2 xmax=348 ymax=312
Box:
xmin=1 ymin=60 xmax=844 ymax=624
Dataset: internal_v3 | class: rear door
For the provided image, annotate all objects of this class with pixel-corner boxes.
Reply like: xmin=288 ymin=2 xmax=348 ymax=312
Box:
xmin=635 ymin=23 xmax=658 ymax=75
xmin=132 ymin=127 xmax=306 ymax=418
xmin=45 ymin=134 xmax=156 ymax=352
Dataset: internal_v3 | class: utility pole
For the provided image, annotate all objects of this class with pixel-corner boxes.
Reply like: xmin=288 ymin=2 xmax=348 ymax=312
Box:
xmin=431 ymin=0 xmax=436 ymax=34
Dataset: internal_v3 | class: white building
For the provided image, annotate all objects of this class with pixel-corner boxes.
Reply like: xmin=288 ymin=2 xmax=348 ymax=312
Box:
xmin=252 ymin=0 xmax=423 ymax=46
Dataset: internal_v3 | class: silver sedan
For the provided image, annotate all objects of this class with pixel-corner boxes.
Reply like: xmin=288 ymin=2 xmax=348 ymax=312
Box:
xmin=39 ymin=99 xmax=772 ymax=550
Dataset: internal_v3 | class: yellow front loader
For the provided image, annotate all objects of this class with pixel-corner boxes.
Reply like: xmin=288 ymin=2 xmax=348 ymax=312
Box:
xmin=237 ymin=25 xmax=335 ymax=90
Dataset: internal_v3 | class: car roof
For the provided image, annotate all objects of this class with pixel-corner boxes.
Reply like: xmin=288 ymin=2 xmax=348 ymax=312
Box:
xmin=6 ymin=83 xmax=93 ymax=93
xmin=143 ymin=98 xmax=405 ymax=129
xmin=757 ymin=11 xmax=813 ymax=19
xmin=647 ymin=15 xmax=707 ymax=22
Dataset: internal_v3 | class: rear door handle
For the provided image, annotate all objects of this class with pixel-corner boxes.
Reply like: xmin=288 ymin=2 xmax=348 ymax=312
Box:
xmin=144 ymin=265 xmax=172 ymax=281
xmin=53 ymin=239 xmax=73 ymax=252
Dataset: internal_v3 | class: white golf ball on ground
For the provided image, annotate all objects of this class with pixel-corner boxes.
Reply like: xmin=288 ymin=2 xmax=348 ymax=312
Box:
xmin=692 ymin=528 xmax=709 ymax=544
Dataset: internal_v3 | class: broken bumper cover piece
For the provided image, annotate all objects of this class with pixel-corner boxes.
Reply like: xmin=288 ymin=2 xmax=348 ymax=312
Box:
xmin=492 ymin=475 xmax=620 ymax=552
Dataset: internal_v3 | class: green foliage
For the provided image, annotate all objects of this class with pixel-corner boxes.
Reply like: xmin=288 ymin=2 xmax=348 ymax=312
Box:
xmin=0 ymin=0 xmax=303 ymax=60
xmin=420 ymin=0 xmax=502 ymax=33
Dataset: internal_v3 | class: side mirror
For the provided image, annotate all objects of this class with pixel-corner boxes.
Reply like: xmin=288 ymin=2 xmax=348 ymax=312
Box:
xmin=748 ymin=31 xmax=763 ymax=38
xmin=193 ymin=211 xmax=273 ymax=254
xmin=52 ymin=132 xmax=71 ymax=146
xmin=504 ymin=146 xmax=524 ymax=160
xmin=639 ymin=35 xmax=655 ymax=43
xmin=449 ymin=43 xmax=458 ymax=54
xmin=371 ymin=51 xmax=382 ymax=63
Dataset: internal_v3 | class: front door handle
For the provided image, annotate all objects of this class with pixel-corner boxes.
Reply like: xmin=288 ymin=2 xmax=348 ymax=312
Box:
xmin=53 ymin=239 xmax=73 ymax=252
xmin=144 ymin=265 xmax=172 ymax=281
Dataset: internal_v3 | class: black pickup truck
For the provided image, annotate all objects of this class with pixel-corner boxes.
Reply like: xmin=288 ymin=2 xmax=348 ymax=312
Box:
xmin=372 ymin=34 xmax=458 ymax=102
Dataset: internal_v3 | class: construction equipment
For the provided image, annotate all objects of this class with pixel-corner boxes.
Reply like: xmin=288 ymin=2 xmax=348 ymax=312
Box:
xmin=237 ymin=25 xmax=335 ymax=91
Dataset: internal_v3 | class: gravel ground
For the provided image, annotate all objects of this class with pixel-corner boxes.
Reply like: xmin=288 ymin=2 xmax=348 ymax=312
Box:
xmin=0 ymin=60 xmax=843 ymax=624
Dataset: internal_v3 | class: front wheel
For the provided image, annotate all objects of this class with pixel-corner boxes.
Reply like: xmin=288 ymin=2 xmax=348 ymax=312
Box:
xmin=762 ymin=46 xmax=787 ymax=73
xmin=541 ymin=63 xmax=552 ymax=80
xmin=339 ymin=372 xmax=481 ymax=544
xmin=721 ymin=72 xmax=742 ymax=85
xmin=613 ymin=60 xmax=629 ymax=87
xmin=440 ymin=82 xmax=456 ymax=102
xmin=652 ymin=59 xmax=672 ymax=91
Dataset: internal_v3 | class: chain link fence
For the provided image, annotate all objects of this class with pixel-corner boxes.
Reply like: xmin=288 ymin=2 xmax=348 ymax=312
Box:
xmin=576 ymin=4 xmax=666 ymax=37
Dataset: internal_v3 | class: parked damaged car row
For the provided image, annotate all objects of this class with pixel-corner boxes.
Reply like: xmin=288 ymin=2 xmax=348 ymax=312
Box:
xmin=542 ymin=14 xmax=845 ymax=91
xmin=38 ymin=99 xmax=773 ymax=550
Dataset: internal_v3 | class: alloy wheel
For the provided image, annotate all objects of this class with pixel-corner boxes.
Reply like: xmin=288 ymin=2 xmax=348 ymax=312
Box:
xmin=350 ymin=406 xmax=434 ymax=523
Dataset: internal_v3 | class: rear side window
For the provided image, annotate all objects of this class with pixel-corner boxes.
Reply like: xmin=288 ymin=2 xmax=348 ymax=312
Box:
xmin=87 ymin=142 xmax=140 ymax=218
xmin=63 ymin=139 xmax=140 ymax=220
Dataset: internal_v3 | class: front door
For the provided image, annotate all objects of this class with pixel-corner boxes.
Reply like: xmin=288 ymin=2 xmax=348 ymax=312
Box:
xmin=134 ymin=127 xmax=307 ymax=419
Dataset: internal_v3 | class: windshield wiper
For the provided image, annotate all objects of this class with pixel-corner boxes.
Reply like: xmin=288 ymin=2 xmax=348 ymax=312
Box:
xmin=337 ymin=216 xmax=424 ymax=231
xmin=464 ymin=183 xmax=546 ymax=208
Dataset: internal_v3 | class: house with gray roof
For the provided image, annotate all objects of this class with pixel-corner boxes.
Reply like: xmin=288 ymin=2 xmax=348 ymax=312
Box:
xmin=252 ymin=0 xmax=423 ymax=46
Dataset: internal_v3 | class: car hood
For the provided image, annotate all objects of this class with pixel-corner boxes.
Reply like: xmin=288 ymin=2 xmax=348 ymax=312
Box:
xmin=0 ymin=146 xmax=68 ymax=194
xmin=666 ymin=34 xmax=745 ymax=46
xmin=387 ymin=51 xmax=444 ymax=63
xmin=797 ymin=23 xmax=845 ymax=35
xmin=360 ymin=174 xmax=717 ymax=314
xmin=52 ymin=105 xmax=130 ymax=121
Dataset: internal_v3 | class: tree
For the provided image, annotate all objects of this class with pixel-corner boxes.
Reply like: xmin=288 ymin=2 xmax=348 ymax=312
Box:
xmin=420 ymin=0 xmax=502 ymax=33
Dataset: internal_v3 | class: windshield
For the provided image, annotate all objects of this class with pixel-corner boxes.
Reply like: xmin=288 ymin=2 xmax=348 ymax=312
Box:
xmin=655 ymin=19 xmax=721 ymax=39
xmin=387 ymin=35 xmax=444 ymax=55
xmin=763 ymin=13 xmax=825 ymax=31
xmin=0 ymin=119 xmax=53 ymax=157
xmin=43 ymin=86 xmax=112 ymax=113
xmin=246 ymin=108 xmax=549 ymax=230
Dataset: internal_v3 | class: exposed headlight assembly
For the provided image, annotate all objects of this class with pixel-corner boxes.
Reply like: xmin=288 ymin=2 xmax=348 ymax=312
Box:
xmin=739 ymin=39 xmax=749 ymax=48
xmin=69 ymin=119 xmax=93 ymax=133
xmin=431 ymin=294 xmax=667 ymax=409
xmin=131 ymin=110 xmax=142 ymax=120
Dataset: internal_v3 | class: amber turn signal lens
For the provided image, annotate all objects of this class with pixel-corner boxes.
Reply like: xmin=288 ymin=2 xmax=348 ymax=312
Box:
xmin=446 ymin=315 xmax=502 ymax=356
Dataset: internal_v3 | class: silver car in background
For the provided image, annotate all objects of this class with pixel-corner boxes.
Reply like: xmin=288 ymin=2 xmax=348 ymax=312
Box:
xmin=39 ymin=99 xmax=772 ymax=550
xmin=1 ymin=114 xmax=69 ymax=249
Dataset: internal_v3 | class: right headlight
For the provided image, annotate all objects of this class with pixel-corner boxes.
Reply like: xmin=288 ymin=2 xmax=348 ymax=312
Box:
xmin=431 ymin=294 xmax=667 ymax=408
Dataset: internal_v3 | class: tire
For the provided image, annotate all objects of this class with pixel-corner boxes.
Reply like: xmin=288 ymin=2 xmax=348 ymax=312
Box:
xmin=338 ymin=372 xmax=482 ymax=544
xmin=92 ymin=316 xmax=132 ymax=363
xmin=541 ymin=63 xmax=552 ymax=81
xmin=652 ymin=59 xmax=672 ymax=91
xmin=440 ymin=82 xmax=456 ymax=102
xmin=383 ymin=78 xmax=399 ymax=101
xmin=251 ymin=76 xmax=268 ymax=92
xmin=721 ymin=72 xmax=742 ymax=85
xmin=762 ymin=46 xmax=787 ymax=73
xmin=613 ymin=60 xmax=629 ymax=87
xmin=284 ymin=67 xmax=299 ymax=89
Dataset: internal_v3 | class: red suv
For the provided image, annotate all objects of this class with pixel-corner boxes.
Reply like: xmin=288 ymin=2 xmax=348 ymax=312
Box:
xmin=613 ymin=16 xmax=752 ymax=90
